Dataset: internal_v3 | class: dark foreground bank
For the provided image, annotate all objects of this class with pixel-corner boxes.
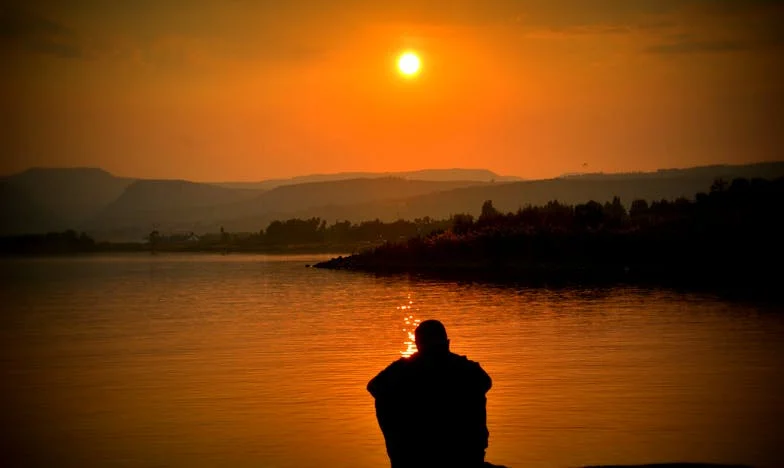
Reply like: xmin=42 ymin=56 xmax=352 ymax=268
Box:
xmin=315 ymin=177 xmax=783 ymax=295
xmin=313 ymin=254 xmax=778 ymax=297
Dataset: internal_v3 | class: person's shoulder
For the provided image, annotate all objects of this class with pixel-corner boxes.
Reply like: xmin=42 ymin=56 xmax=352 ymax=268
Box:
xmin=380 ymin=356 xmax=413 ymax=376
xmin=450 ymin=352 xmax=482 ymax=367
xmin=388 ymin=357 xmax=410 ymax=369
xmin=368 ymin=357 xmax=412 ymax=396
xmin=450 ymin=353 xmax=492 ymax=390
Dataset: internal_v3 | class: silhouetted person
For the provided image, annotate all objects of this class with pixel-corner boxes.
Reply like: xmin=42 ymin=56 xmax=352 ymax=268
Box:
xmin=368 ymin=320 xmax=493 ymax=468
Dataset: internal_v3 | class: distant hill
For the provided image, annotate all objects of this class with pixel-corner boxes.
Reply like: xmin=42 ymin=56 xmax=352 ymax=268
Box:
xmin=213 ymin=168 xmax=521 ymax=190
xmin=560 ymin=162 xmax=783 ymax=181
xmin=0 ymin=181 xmax=64 ymax=235
xmin=2 ymin=162 xmax=782 ymax=241
xmin=348 ymin=161 xmax=784 ymax=221
xmin=0 ymin=168 xmax=133 ymax=234
xmin=87 ymin=179 xmax=263 ymax=234
xmin=232 ymin=177 xmax=488 ymax=215
xmin=0 ymin=166 xmax=504 ymax=239
xmin=213 ymin=161 xmax=784 ymax=232
xmin=87 ymin=177 xmax=488 ymax=240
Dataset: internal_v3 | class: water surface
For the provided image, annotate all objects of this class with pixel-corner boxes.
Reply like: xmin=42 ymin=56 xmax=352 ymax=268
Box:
xmin=1 ymin=254 xmax=782 ymax=467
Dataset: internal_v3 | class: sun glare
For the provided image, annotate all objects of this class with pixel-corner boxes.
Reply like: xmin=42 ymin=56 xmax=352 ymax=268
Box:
xmin=397 ymin=52 xmax=421 ymax=77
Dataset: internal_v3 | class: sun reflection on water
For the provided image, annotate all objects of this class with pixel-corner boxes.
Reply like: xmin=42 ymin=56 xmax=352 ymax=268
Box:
xmin=398 ymin=296 xmax=420 ymax=357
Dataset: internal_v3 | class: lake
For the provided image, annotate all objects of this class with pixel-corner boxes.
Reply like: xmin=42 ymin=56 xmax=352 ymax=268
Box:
xmin=1 ymin=254 xmax=782 ymax=468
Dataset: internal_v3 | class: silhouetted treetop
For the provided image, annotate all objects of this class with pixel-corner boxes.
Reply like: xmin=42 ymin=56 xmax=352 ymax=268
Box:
xmin=315 ymin=177 xmax=784 ymax=291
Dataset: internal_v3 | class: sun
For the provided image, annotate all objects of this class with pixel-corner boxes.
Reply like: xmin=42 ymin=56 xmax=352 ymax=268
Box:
xmin=397 ymin=52 xmax=421 ymax=77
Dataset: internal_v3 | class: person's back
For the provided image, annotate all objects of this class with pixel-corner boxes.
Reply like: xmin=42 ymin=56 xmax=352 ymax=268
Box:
xmin=368 ymin=320 xmax=492 ymax=468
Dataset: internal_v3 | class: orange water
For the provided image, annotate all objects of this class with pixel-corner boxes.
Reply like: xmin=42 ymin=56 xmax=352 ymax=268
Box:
xmin=2 ymin=255 xmax=782 ymax=467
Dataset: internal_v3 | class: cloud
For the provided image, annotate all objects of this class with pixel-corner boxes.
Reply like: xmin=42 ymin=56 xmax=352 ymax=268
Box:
xmin=644 ymin=16 xmax=784 ymax=56
xmin=633 ymin=0 xmax=784 ymax=55
xmin=645 ymin=35 xmax=784 ymax=55
xmin=645 ymin=39 xmax=751 ymax=54
xmin=526 ymin=20 xmax=675 ymax=39
xmin=0 ymin=7 xmax=83 ymax=58
xmin=5 ymin=0 xmax=781 ymax=64
xmin=685 ymin=0 xmax=784 ymax=17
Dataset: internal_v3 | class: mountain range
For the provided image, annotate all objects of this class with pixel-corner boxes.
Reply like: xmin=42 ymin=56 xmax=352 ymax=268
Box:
xmin=213 ymin=168 xmax=520 ymax=190
xmin=1 ymin=162 xmax=782 ymax=241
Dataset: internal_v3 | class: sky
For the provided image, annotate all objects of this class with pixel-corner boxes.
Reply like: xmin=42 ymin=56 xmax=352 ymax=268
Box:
xmin=2 ymin=0 xmax=783 ymax=181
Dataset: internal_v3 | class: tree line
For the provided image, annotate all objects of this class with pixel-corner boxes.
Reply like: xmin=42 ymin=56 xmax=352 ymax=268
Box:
xmin=2 ymin=177 xmax=781 ymax=261
xmin=317 ymin=177 xmax=784 ymax=290
xmin=0 ymin=229 xmax=99 ymax=255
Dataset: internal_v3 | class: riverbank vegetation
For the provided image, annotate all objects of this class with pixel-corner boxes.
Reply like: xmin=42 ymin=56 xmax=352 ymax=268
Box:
xmin=0 ymin=217 xmax=453 ymax=256
xmin=4 ymin=176 xmax=782 ymax=292
xmin=315 ymin=177 xmax=783 ymax=290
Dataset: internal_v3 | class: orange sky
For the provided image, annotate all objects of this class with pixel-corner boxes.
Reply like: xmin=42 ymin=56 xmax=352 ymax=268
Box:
xmin=2 ymin=1 xmax=782 ymax=181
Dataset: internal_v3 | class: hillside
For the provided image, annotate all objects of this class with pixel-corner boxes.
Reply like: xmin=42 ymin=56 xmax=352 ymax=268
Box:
xmin=213 ymin=168 xmax=519 ymax=190
xmin=232 ymin=161 xmax=784 ymax=228
xmin=234 ymin=177 xmax=488 ymax=216
xmin=2 ymin=162 xmax=782 ymax=241
xmin=87 ymin=177 xmax=487 ymax=240
xmin=82 ymin=161 xmax=784 ymax=239
xmin=561 ymin=162 xmax=783 ymax=181
xmin=315 ymin=176 xmax=784 ymax=293
xmin=0 ymin=181 xmax=64 ymax=235
xmin=0 ymin=168 xmax=133 ymax=233
xmin=87 ymin=179 xmax=263 ymax=234
xmin=0 ymin=167 xmax=507 ymax=237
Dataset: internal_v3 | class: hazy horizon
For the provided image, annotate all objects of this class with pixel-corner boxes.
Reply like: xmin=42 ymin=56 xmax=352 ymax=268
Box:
xmin=1 ymin=165 xmax=518 ymax=182
xmin=3 ymin=159 xmax=783 ymax=184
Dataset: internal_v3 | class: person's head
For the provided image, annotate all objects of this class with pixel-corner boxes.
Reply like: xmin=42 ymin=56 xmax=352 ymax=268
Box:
xmin=414 ymin=320 xmax=450 ymax=355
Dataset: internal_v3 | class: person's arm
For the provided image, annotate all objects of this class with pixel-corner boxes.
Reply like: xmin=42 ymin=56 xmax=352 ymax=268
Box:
xmin=367 ymin=358 xmax=405 ymax=398
xmin=472 ymin=361 xmax=492 ymax=394
xmin=368 ymin=360 xmax=407 ymax=463
xmin=468 ymin=361 xmax=492 ymax=453
xmin=367 ymin=371 xmax=385 ymax=399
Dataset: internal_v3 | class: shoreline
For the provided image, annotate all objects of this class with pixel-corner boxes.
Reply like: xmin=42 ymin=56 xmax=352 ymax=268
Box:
xmin=313 ymin=256 xmax=780 ymax=301
xmin=0 ymin=244 xmax=362 ymax=258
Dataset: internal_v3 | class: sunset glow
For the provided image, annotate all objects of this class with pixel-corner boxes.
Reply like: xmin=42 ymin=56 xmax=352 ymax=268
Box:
xmin=397 ymin=52 xmax=421 ymax=77
xmin=2 ymin=1 xmax=781 ymax=182
xmin=399 ymin=296 xmax=420 ymax=357
xmin=2 ymin=2 xmax=783 ymax=468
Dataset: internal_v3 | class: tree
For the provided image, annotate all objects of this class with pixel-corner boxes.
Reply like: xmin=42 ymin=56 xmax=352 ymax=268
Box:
xmin=480 ymin=200 xmax=501 ymax=221
xmin=710 ymin=178 xmax=728 ymax=194
xmin=78 ymin=232 xmax=95 ymax=250
xmin=148 ymin=229 xmax=160 ymax=254
xmin=575 ymin=200 xmax=604 ymax=229
xmin=451 ymin=213 xmax=474 ymax=235
xmin=630 ymin=199 xmax=649 ymax=219
xmin=603 ymin=196 xmax=627 ymax=228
